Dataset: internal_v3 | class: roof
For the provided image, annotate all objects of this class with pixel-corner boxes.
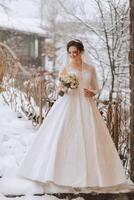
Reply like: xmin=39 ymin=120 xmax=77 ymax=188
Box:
xmin=0 ymin=0 xmax=48 ymax=37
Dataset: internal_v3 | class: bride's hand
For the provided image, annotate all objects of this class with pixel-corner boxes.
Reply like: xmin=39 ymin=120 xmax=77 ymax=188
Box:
xmin=56 ymin=84 xmax=67 ymax=94
xmin=84 ymin=88 xmax=95 ymax=98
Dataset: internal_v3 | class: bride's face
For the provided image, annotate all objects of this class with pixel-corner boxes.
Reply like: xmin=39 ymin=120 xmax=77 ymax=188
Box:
xmin=68 ymin=46 xmax=82 ymax=62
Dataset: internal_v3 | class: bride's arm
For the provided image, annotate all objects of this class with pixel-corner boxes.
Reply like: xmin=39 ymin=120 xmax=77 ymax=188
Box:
xmin=84 ymin=66 xmax=100 ymax=98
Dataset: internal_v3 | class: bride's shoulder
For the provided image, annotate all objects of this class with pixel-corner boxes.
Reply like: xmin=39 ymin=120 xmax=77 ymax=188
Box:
xmin=84 ymin=63 xmax=95 ymax=73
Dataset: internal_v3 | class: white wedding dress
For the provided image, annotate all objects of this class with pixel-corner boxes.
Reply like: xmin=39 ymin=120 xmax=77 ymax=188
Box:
xmin=18 ymin=64 xmax=133 ymax=193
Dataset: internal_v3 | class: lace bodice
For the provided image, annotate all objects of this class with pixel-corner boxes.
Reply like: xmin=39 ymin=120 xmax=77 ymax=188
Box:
xmin=64 ymin=64 xmax=100 ymax=95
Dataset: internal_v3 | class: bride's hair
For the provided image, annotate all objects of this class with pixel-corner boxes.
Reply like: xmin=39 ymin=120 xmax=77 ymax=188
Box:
xmin=67 ymin=39 xmax=84 ymax=52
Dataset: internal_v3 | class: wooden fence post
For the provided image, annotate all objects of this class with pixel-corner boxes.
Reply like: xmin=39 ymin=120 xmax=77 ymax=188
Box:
xmin=38 ymin=67 xmax=45 ymax=126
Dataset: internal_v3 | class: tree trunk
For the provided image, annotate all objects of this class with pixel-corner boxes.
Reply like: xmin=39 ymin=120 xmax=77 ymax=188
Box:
xmin=130 ymin=0 xmax=134 ymax=182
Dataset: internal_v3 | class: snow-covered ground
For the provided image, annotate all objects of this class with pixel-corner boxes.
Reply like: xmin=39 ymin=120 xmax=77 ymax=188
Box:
xmin=0 ymin=93 xmax=84 ymax=199
xmin=0 ymin=94 xmax=43 ymax=197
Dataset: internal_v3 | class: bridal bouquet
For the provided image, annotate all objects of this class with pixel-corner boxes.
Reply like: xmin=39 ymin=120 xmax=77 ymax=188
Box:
xmin=58 ymin=71 xmax=79 ymax=96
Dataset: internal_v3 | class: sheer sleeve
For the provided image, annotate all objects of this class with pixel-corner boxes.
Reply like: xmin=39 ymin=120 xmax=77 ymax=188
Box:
xmin=88 ymin=67 xmax=100 ymax=95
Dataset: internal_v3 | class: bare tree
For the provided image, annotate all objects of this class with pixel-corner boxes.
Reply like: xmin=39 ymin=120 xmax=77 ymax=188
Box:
xmin=0 ymin=0 xmax=10 ymax=15
xmin=56 ymin=0 xmax=129 ymax=100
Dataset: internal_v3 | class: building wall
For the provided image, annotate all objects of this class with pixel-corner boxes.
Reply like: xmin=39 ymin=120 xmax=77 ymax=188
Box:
xmin=0 ymin=30 xmax=44 ymax=67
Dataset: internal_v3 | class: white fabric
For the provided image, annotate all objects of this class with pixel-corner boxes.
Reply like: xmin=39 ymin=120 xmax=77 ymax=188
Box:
xmin=17 ymin=64 xmax=134 ymax=193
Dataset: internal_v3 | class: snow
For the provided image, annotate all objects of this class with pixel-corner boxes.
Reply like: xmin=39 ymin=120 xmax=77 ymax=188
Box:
xmin=0 ymin=94 xmax=44 ymax=195
xmin=0 ymin=94 xmax=85 ymax=199
xmin=0 ymin=193 xmax=84 ymax=200
xmin=0 ymin=16 xmax=47 ymax=36
xmin=0 ymin=0 xmax=47 ymax=36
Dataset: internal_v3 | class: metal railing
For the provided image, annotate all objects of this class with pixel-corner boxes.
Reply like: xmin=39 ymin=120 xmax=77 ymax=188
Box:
xmin=0 ymin=42 xmax=58 ymax=126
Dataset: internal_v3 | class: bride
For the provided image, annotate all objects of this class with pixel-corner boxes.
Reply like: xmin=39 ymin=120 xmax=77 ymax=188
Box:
xmin=18 ymin=39 xmax=133 ymax=193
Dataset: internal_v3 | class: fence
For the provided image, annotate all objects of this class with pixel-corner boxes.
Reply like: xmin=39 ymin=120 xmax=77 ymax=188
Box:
xmin=0 ymin=42 xmax=58 ymax=126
